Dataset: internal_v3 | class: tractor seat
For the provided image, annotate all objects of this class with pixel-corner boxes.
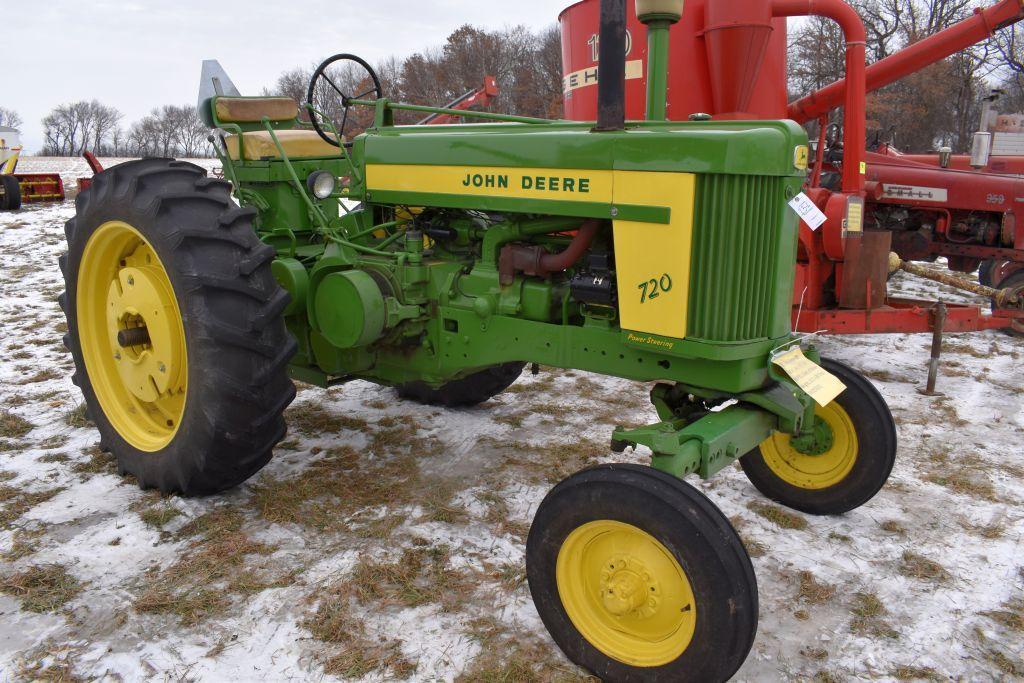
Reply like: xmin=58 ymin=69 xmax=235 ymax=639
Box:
xmin=213 ymin=96 xmax=342 ymax=160
xmin=224 ymin=129 xmax=341 ymax=160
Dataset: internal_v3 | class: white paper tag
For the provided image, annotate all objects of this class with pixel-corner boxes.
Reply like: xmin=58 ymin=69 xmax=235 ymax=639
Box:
xmin=788 ymin=192 xmax=827 ymax=231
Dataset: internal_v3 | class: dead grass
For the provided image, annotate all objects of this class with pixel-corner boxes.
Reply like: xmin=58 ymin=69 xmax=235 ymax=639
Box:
xmin=14 ymin=642 xmax=84 ymax=683
xmin=3 ymin=527 xmax=46 ymax=561
xmin=898 ymin=551 xmax=950 ymax=583
xmin=880 ymin=520 xmax=906 ymax=534
xmin=1 ymin=564 xmax=82 ymax=613
xmin=801 ymin=646 xmax=829 ymax=661
xmin=890 ymin=665 xmax=942 ymax=681
xmin=338 ymin=543 xmax=472 ymax=612
xmin=924 ymin=471 xmax=996 ymax=501
xmin=63 ymin=403 xmax=93 ymax=429
xmin=0 ymin=487 xmax=64 ymax=529
xmin=303 ymin=598 xmax=417 ymax=679
xmin=70 ymin=446 xmax=117 ymax=475
xmin=748 ymin=501 xmax=808 ymax=530
xmin=134 ymin=507 xmax=281 ymax=625
xmin=251 ymin=446 xmax=417 ymax=530
xmin=457 ymin=616 xmax=593 ymax=682
xmin=982 ymin=597 xmax=1024 ymax=632
xmin=21 ymin=368 xmax=61 ymax=384
xmin=798 ymin=570 xmax=836 ymax=605
xmin=0 ymin=409 xmax=34 ymax=438
xmin=850 ymin=591 xmax=898 ymax=639
xmin=476 ymin=490 xmax=531 ymax=541
xmin=285 ymin=401 xmax=369 ymax=436
xmin=139 ymin=504 xmax=181 ymax=529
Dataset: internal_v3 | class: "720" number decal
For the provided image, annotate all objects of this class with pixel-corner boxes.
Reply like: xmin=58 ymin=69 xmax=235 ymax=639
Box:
xmin=638 ymin=273 xmax=673 ymax=303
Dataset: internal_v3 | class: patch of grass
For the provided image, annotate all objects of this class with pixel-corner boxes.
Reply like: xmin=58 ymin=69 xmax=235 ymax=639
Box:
xmin=493 ymin=413 xmax=526 ymax=428
xmin=748 ymin=501 xmax=808 ymax=530
xmin=899 ymin=551 xmax=950 ymax=583
xmin=490 ymin=561 xmax=527 ymax=592
xmin=801 ymin=646 xmax=829 ymax=661
xmin=1 ymin=564 xmax=82 ymax=613
xmin=38 ymin=434 xmax=69 ymax=450
xmin=420 ymin=484 xmax=464 ymax=524
xmin=982 ymin=598 xmax=1024 ymax=632
xmin=139 ymin=504 xmax=181 ymax=529
xmin=304 ymin=599 xmax=417 ymax=679
xmin=476 ymin=490 xmax=530 ymax=541
xmin=798 ymin=570 xmax=836 ymax=605
xmin=70 ymin=447 xmax=117 ymax=475
xmin=340 ymin=544 xmax=472 ymax=612
xmin=64 ymin=403 xmax=93 ymax=428
xmin=251 ymin=447 xmax=416 ymax=530
xmin=850 ymin=591 xmax=898 ymax=639
xmin=0 ymin=487 xmax=63 ymax=529
xmin=2 ymin=527 xmax=46 ymax=561
xmin=135 ymin=508 xmax=279 ymax=625
xmin=285 ymin=402 xmax=368 ymax=436
xmin=924 ymin=471 xmax=996 ymax=501
xmin=37 ymin=452 xmax=71 ymax=464
xmin=21 ymin=368 xmax=61 ymax=384
xmin=813 ymin=671 xmax=843 ymax=683
xmin=880 ymin=520 xmax=906 ymax=534
xmin=0 ymin=471 xmax=15 ymax=482
xmin=458 ymin=616 xmax=593 ymax=682
xmin=0 ymin=409 xmax=34 ymax=438
xmin=890 ymin=665 xmax=942 ymax=681
xmin=828 ymin=531 xmax=851 ymax=543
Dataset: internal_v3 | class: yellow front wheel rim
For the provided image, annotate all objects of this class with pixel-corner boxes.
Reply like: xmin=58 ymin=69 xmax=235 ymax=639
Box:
xmin=77 ymin=221 xmax=187 ymax=452
xmin=759 ymin=402 xmax=858 ymax=490
xmin=556 ymin=520 xmax=697 ymax=667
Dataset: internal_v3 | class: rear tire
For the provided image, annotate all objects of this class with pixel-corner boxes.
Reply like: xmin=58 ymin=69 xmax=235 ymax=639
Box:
xmin=0 ymin=175 xmax=21 ymax=211
xmin=527 ymin=464 xmax=757 ymax=682
xmin=60 ymin=159 xmax=296 ymax=495
xmin=993 ymin=270 xmax=1024 ymax=337
xmin=396 ymin=362 xmax=525 ymax=407
xmin=740 ymin=358 xmax=896 ymax=515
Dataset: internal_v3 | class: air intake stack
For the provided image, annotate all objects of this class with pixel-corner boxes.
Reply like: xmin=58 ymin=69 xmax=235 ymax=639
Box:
xmin=635 ymin=0 xmax=685 ymax=120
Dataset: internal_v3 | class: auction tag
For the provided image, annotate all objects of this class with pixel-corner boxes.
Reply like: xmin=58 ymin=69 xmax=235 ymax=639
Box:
xmin=772 ymin=348 xmax=846 ymax=407
xmin=787 ymin=192 xmax=827 ymax=231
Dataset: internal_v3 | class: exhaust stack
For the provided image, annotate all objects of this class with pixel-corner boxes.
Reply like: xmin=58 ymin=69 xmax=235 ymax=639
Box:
xmin=595 ymin=0 xmax=627 ymax=131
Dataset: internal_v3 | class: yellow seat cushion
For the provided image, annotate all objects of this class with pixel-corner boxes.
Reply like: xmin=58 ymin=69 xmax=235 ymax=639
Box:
xmin=224 ymin=129 xmax=341 ymax=160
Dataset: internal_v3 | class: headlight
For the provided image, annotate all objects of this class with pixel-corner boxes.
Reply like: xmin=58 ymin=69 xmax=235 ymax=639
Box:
xmin=307 ymin=171 xmax=337 ymax=199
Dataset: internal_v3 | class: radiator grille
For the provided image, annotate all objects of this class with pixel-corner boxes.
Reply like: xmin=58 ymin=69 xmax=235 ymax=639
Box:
xmin=686 ymin=174 xmax=786 ymax=342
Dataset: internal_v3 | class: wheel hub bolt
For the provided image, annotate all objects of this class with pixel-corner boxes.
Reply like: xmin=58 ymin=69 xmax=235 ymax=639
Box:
xmin=117 ymin=326 xmax=151 ymax=348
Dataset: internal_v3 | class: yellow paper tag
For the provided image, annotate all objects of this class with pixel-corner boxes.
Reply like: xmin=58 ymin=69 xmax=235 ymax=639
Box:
xmin=772 ymin=348 xmax=846 ymax=407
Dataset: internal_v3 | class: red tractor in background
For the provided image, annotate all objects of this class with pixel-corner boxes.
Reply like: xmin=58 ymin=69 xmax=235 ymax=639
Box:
xmin=559 ymin=0 xmax=1024 ymax=335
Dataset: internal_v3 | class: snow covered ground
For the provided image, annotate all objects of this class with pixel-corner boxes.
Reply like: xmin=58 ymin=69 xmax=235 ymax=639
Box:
xmin=0 ymin=165 xmax=1021 ymax=681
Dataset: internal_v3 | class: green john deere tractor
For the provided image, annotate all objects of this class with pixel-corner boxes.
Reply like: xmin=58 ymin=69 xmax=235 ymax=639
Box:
xmin=58 ymin=0 xmax=896 ymax=679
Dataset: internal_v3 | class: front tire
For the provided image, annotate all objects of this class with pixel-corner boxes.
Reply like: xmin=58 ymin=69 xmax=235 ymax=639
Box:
xmin=526 ymin=464 xmax=758 ymax=682
xmin=60 ymin=159 xmax=296 ymax=495
xmin=740 ymin=358 xmax=896 ymax=515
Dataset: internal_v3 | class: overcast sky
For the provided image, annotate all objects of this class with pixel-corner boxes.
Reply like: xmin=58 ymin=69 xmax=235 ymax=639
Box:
xmin=7 ymin=0 xmax=561 ymax=152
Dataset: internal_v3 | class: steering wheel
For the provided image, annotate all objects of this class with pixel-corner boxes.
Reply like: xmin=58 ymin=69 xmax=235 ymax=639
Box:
xmin=306 ymin=53 xmax=383 ymax=147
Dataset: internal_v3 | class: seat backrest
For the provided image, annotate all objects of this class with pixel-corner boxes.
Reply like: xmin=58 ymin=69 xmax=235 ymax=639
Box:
xmin=213 ymin=97 xmax=299 ymax=125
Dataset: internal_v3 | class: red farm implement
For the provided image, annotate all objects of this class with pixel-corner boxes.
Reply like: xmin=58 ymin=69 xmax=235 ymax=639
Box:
xmin=559 ymin=0 xmax=1024 ymax=336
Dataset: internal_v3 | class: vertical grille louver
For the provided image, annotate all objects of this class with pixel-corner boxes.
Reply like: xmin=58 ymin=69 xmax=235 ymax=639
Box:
xmin=687 ymin=174 xmax=785 ymax=342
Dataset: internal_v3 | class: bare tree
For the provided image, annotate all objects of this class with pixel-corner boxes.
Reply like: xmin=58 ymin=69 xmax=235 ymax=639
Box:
xmin=0 ymin=107 xmax=22 ymax=129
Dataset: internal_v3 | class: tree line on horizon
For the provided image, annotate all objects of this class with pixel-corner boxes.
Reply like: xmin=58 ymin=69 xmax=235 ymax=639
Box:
xmin=19 ymin=4 xmax=1024 ymax=159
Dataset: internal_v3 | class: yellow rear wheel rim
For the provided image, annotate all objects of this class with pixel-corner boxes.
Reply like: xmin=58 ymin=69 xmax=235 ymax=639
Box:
xmin=77 ymin=221 xmax=187 ymax=452
xmin=556 ymin=520 xmax=697 ymax=667
xmin=759 ymin=402 xmax=858 ymax=490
